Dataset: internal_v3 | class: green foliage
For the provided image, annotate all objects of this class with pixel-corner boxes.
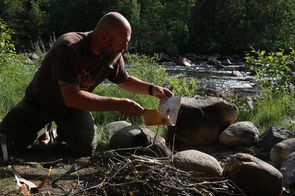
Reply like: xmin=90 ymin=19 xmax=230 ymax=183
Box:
xmin=2 ymin=0 xmax=295 ymax=53
xmin=230 ymin=49 xmax=295 ymax=132
xmin=245 ymin=48 xmax=295 ymax=93
xmin=234 ymin=92 xmax=295 ymax=132
xmin=0 ymin=19 xmax=15 ymax=54
xmin=190 ymin=0 xmax=295 ymax=53
xmin=125 ymin=53 xmax=168 ymax=85
xmin=0 ymin=0 xmax=49 ymax=49
xmin=168 ymin=75 xmax=198 ymax=97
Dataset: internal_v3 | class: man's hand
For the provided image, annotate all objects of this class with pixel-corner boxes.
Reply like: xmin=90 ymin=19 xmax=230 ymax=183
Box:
xmin=117 ymin=98 xmax=144 ymax=116
xmin=152 ymin=85 xmax=173 ymax=100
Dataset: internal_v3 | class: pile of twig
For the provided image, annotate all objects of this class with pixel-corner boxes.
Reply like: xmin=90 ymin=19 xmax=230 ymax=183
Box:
xmin=52 ymin=148 xmax=246 ymax=196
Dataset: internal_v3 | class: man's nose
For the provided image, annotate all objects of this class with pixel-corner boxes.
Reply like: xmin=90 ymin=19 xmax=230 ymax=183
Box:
xmin=122 ymin=42 xmax=128 ymax=52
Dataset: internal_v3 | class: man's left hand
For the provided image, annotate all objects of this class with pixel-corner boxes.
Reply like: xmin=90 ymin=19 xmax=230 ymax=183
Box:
xmin=152 ymin=85 xmax=173 ymax=100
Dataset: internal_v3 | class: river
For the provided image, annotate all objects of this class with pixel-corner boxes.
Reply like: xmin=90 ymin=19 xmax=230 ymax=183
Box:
xmin=161 ymin=57 xmax=258 ymax=98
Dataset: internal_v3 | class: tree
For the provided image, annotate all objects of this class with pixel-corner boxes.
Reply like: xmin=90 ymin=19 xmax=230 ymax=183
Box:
xmin=190 ymin=0 xmax=295 ymax=53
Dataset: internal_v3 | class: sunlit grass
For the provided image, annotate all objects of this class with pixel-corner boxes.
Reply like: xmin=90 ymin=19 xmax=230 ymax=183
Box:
xmin=236 ymin=92 xmax=295 ymax=133
xmin=0 ymin=54 xmax=36 ymax=119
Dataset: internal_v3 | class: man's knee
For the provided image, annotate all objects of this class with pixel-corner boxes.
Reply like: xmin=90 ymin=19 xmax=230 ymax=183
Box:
xmin=56 ymin=111 xmax=97 ymax=156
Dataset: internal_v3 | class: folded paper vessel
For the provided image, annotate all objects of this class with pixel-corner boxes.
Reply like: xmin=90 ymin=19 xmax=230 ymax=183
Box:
xmin=142 ymin=109 xmax=171 ymax=126
xmin=143 ymin=96 xmax=181 ymax=126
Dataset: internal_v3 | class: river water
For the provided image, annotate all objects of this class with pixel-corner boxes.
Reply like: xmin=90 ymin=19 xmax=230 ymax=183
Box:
xmin=162 ymin=61 xmax=258 ymax=98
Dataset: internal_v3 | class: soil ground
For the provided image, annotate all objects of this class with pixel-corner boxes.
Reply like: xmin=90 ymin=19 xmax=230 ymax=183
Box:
xmin=0 ymin=144 xmax=98 ymax=196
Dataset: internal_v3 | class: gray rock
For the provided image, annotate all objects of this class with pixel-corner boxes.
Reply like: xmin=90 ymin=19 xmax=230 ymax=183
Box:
xmin=172 ymin=150 xmax=222 ymax=177
xmin=110 ymin=125 xmax=171 ymax=157
xmin=271 ymin=138 xmax=295 ymax=168
xmin=231 ymin=70 xmax=243 ymax=77
xmin=104 ymin=121 xmax=132 ymax=135
xmin=168 ymin=96 xmax=237 ymax=147
xmin=158 ymin=53 xmax=174 ymax=62
xmin=176 ymin=57 xmax=192 ymax=66
xmin=260 ymin=126 xmax=295 ymax=151
xmin=223 ymin=153 xmax=283 ymax=196
xmin=219 ymin=121 xmax=259 ymax=147
xmin=207 ymin=57 xmax=222 ymax=66
xmin=281 ymin=152 xmax=295 ymax=187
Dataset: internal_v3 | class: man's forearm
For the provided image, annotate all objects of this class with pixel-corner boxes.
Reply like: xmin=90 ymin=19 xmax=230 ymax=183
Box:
xmin=59 ymin=80 xmax=124 ymax=112
xmin=117 ymin=76 xmax=151 ymax=94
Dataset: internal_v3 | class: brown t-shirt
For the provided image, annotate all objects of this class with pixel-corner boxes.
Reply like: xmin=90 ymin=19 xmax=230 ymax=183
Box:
xmin=25 ymin=31 xmax=129 ymax=112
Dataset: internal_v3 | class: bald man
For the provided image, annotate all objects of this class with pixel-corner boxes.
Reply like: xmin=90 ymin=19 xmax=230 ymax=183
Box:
xmin=0 ymin=12 xmax=172 ymax=157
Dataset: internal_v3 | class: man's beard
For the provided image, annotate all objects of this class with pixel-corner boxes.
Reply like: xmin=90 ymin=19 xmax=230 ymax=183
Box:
xmin=100 ymin=48 xmax=121 ymax=68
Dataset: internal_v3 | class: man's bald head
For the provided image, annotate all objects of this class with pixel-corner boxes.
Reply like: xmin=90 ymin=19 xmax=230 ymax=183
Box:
xmin=91 ymin=12 xmax=131 ymax=56
xmin=94 ymin=12 xmax=131 ymax=37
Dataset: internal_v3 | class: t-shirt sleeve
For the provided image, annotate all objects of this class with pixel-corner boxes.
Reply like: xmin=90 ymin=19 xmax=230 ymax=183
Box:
xmin=108 ymin=55 xmax=129 ymax=84
xmin=51 ymin=44 xmax=79 ymax=84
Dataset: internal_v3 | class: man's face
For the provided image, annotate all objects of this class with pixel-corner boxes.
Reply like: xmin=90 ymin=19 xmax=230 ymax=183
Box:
xmin=102 ymin=29 xmax=131 ymax=56
xmin=110 ymin=36 xmax=129 ymax=53
xmin=100 ymin=38 xmax=128 ymax=57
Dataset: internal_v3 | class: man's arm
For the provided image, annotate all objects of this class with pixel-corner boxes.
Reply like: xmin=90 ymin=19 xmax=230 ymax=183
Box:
xmin=117 ymin=76 xmax=173 ymax=100
xmin=58 ymin=81 xmax=144 ymax=116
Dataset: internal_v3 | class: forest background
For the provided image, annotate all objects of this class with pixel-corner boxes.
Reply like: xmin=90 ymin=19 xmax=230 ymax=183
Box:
xmin=1 ymin=0 xmax=295 ymax=54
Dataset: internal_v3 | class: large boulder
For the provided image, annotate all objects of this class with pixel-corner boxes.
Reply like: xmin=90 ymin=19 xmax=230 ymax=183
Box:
xmin=168 ymin=97 xmax=237 ymax=147
xmin=260 ymin=126 xmax=295 ymax=151
xmin=271 ymin=138 xmax=295 ymax=168
xmin=223 ymin=153 xmax=283 ymax=196
xmin=281 ymin=152 xmax=295 ymax=187
xmin=219 ymin=121 xmax=259 ymax=147
xmin=103 ymin=121 xmax=132 ymax=135
xmin=172 ymin=150 xmax=222 ymax=177
xmin=110 ymin=125 xmax=171 ymax=157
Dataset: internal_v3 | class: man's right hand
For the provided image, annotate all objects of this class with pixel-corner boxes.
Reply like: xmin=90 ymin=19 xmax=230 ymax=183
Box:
xmin=117 ymin=98 xmax=144 ymax=116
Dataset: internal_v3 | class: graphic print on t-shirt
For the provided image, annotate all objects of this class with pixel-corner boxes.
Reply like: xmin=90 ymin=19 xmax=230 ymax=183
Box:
xmin=78 ymin=53 xmax=121 ymax=91
xmin=79 ymin=69 xmax=97 ymax=91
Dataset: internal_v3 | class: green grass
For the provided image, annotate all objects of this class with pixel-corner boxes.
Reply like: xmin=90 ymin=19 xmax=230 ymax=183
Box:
xmin=0 ymin=54 xmax=36 ymax=119
xmin=233 ymin=92 xmax=295 ymax=133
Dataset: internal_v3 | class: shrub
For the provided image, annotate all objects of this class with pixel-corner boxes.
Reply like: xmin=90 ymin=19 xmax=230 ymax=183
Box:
xmin=0 ymin=19 xmax=15 ymax=54
xmin=245 ymin=48 xmax=295 ymax=93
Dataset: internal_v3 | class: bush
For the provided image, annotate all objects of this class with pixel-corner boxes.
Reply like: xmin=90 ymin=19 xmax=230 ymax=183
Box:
xmin=245 ymin=48 xmax=295 ymax=93
xmin=0 ymin=19 xmax=15 ymax=54
xmin=230 ymin=49 xmax=295 ymax=132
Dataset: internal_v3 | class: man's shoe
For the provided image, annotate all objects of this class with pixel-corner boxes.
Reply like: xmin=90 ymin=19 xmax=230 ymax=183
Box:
xmin=0 ymin=134 xmax=17 ymax=164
